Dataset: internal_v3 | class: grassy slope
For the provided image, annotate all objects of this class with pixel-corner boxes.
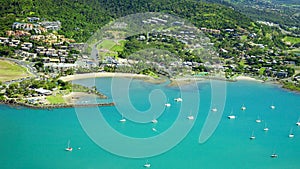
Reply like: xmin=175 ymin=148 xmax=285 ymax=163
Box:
xmin=99 ymin=40 xmax=116 ymax=50
xmin=0 ymin=60 xmax=31 ymax=82
xmin=283 ymin=36 xmax=300 ymax=45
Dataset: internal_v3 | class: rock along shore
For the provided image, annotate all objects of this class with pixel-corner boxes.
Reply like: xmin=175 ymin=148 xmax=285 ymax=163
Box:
xmin=0 ymin=100 xmax=115 ymax=109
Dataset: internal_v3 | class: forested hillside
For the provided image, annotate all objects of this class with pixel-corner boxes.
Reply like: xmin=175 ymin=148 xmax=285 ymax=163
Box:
xmin=205 ymin=0 xmax=300 ymax=29
xmin=0 ymin=0 xmax=253 ymax=41
xmin=0 ymin=0 xmax=111 ymax=42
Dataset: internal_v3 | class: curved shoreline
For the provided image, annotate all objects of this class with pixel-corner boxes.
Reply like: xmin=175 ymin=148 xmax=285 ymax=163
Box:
xmin=2 ymin=73 xmax=297 ymax=109
xmin=60 ymin=73 xmax=266 ymax=87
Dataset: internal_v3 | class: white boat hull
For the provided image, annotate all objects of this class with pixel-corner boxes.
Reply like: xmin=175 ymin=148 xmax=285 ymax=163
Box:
xmin=120 ymin=119 xmax=126 ymax=122
xmin=228 ymin=115 xmax=236 ymax=119
xmin=174 ymin=98 xmax=183 ymax=102
xmin=187 ymin=116 xmax=194 ymax=120
xmin=151 ymin=119 xmax=158 ymax=124
xmin=65 ymin=148 xmax=73 ymax=152
xmin=271 ymin=154 xmax=278 ymax=158
xmin=165 ymin=103 xmax=171 ymax=107
xmin=144 ymin=164 xmax=151 ymax=168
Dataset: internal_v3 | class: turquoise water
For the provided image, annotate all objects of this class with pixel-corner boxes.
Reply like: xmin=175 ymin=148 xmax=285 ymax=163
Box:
xmin=1 ymin=78 xmax=300 ymax=169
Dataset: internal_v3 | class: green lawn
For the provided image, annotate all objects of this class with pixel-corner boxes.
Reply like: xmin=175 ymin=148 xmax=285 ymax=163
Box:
xmin=98 ymin=40 xmax=116 ymax=50
xmin=283 ymin=36 xmax=300 ymax=45
xmin=111 ymin=45 xmax=124 ymax=52
xmin=110 ymin=40 xmax=126 ymax=52
xmin=46 ymin=94 xmax=65 ymax=104
xmin=0 ymin=60 xmax=31 ymax=82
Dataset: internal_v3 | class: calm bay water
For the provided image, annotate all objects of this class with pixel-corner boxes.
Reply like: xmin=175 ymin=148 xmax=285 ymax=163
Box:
xmin=0 ymin=78 xmax=300 ymax=169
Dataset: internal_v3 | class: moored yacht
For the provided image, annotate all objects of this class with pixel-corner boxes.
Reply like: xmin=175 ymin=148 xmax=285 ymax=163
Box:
xmin=165 ymin=103 xmax=171 ymax=107
xmin=174 ymin=98 xmax=183 ymax=102
xmin=256 ymin=116 xmax=262 ymax=123
xmin=187 ymin=111 xmax=194 ymax=120
xmin=228 ymin=115 xmax=236 ymax=119
xmin=151 ymin=119 xmax=158 ymax=124
xmin=65 ymin=140 xmax=73 ymax=152
xmin=241 ymin=105 xmax=246 ymax=111
xmin=296 ymin=118 xmax=300 ymax=126
xmin=187 ymin=115 xmax=194 ymax=120
xmin=270 ymin=153 xmax=278 ymax=158
xmin=144 ymin=161 xmax=151 ymax=168
xmin=250 ymin=131 xmax=255 ymax=140
xmin=119 ymin=113 xmax=126 ymax=122
xmin=289 ymin=128 xmax=294 ymax=138
xmin=119 ymin=118 xmax=126 ymax=122
xmin=263 ymin=123 xmax=269 ymax=131
xmin=227 ymin=111 xmax=236 ymax=119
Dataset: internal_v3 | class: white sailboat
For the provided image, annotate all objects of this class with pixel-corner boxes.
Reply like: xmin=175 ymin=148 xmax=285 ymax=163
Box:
xmin=151 ymin=119 xmax=158 ymax=124
xmin=249 ymin=131 xmax=256 ymax=140
xmin=144 ymin=161 xmax=151 ymax=168
xmin=241 ymin=104 xmax=246 ymax=111
xmin=165 ymin=103 xmax=171 ymax=107
xmin=151 ymin=112 xmax=158 ymax=124
xmin=270 ymin=150 xmax=278 ymax=158
xmin=288 ymin=128 xmax=294 ymax=138
xmin=263 ymin=123 xmax=269 ymax=131
xmin=296 ymin=117 xmax=300 ymax=126
xmin=152 ymin=128 xmax=158 ymax=132
xmin=227 ymin=111 xmax=236 ymax=119
xmin=65 ymin=140 xmax=73 ymax=152
xmin=187 ymin=112 xmax=195 ymax=120
xmin=174 ymin=97 xmax=183 ymax=102
xmin=270 ymin=104 xmax=275 ymax=109
xmin=187 ymin=111 xmax=194 ymax=120
xmin=256 ymin=116 xmax=262 ymax=123
xmin=119 ymin=113 xmax=126 ymax=122
xmin=187 ymin=115 xmax=194 ymax=120
xmin=211 ymin=107 xmax=217 ymax=112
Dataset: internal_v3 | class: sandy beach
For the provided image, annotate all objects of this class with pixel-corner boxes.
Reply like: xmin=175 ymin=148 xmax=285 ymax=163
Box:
xmin=60 ymin=72 xmax=266 ymax=88
xmin=235 ymin=75 xmax=264 ymax=82
xmin=59 ymin=72 xmax=165 ymax=84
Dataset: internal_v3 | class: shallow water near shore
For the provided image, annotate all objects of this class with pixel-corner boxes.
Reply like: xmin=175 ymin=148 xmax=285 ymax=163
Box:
xmin=0 ymin=78 xmax=300 ymax=169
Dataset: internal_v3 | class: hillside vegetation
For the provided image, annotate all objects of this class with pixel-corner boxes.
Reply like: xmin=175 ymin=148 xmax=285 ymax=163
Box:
xmin=0 ymin=0 xmax=253 ymax=42
xmin=205 ymin=0 xmax=300 ymax=29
